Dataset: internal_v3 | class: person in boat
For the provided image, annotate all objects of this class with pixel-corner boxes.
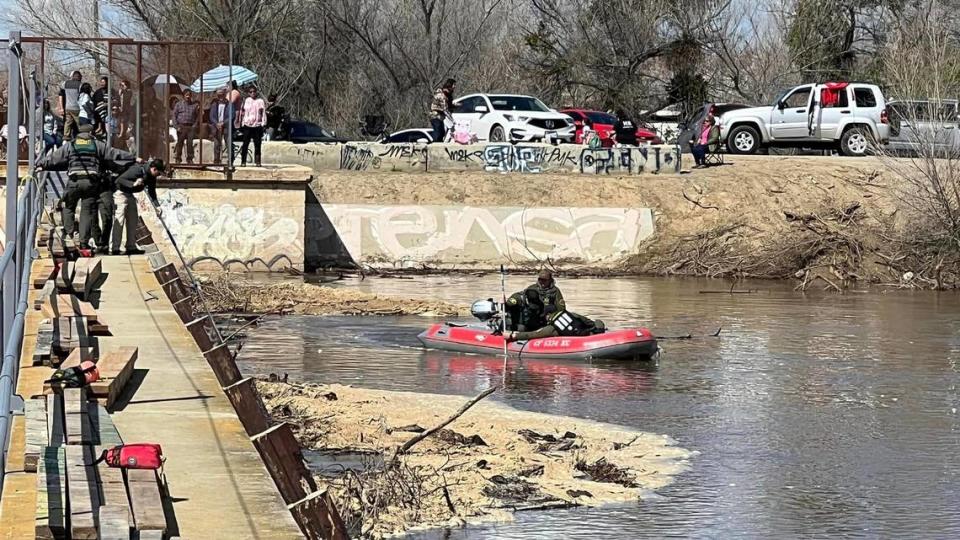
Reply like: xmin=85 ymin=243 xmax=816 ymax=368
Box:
xmin=504 ymin=310 xmax=605 ymax=342
xmin=504 ymin=289 xmax=546 ymax=332
xmin=525 ymin=270 xmax=565 ymax=319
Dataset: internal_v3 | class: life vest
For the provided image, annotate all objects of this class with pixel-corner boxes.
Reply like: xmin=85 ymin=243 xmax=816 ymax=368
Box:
xmin=67 ymin=136 xmax=102 ymax=178
xmin=550 ymin=311 xmax=606 ymax=337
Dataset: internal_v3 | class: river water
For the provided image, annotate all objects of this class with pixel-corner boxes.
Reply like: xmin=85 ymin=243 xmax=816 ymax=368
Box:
xmin=235 ymin=275 xmax=960 ymax=538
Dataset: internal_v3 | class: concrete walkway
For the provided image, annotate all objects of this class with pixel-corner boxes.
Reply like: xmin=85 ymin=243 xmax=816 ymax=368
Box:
xmin=0 ymin=253 xmax=301 ymax=538
xmin=94 ymin=254 xmax=301 ymax=538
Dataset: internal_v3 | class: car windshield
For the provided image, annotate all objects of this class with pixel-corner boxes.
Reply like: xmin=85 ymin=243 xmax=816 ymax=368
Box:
xmin=585 ymin=111 xmax=618 ymax=124
xmin=489 ymin=96 xmax=551 ymax=112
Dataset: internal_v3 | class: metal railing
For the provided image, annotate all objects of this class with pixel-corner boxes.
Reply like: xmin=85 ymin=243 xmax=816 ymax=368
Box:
xmin=0 ymin=30 xmax=48 ymax=495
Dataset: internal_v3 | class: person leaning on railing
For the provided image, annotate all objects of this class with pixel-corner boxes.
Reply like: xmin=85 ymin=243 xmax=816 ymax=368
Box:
xmin=111 ymin=159 xmax=164 ymax=256
xmin=36 ymin=124 xmax=140 ymax=254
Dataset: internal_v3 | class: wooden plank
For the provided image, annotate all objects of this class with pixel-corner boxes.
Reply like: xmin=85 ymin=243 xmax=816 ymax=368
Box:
xmin=89 ymin=347 xmax=138 ymax=408
xmin=288 ymin=489 xmax=349 ymax=540
xmin=41 ymin=294 xmax=101 ymax=323
xmin=97 ymin=505 xmax=132 ymax=540
xmin=52 ymin=316 xmax=92 ymax=359
xmin=65 ymin=445 xmax=100 ymax=539
xmin=185 ymin=316 xmax=217 ymax=353
xmin=146 ymin=251 xmax=167 ymax=271
xmin=35 ymin=446 xmax=66 ymax=540
xmin=223 ymin=377 xmax=272 ymax=436
xmin=171 ymin=296 xmax=194 ymax=323
xmin=32 ymin=321 xmax=54 ymax=366
xmin=24 ymin=398 xmax=47 ymax=472
xmin=46 ymin=394 xmax=64 ymax=447
xmin=95 ymin=448 xmax=133 ymax=529
xmin=64 ymin=387 xmax=93 ymax=445
xmin=33 ymin=280 xmax=55 ymax=310
xmin=138 ymin=531 xmax=163 ymax=540
xmin=127 ymin=469 xmax=167 ymax=533
xmin=251 ymin=423 xmax=317 ymax=505
xmin=201 ymin=343 xmax=243 ymax=387
xmin=90 ymin=405 xmax=123 ymax=446
xmin=71 ymin=258 xmax=102 ymax=298
xmin=54 ymin=261 xmax=74 ymax=291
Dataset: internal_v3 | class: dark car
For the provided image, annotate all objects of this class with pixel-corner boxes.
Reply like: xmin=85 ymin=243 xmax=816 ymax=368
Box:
xmin=279 ymin=120 xmax=347 ymax=144
xmin=677 ymin=103 xmax=750 ymax=152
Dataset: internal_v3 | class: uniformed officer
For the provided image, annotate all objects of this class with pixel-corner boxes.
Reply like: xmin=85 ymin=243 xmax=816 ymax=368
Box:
xmin=504 ymin=288 xmax=546 ymax=332
xmin=524 ymin=270 xmax=566 ymax=318
xmin=38 ymin=124 xmax=138 ymax=251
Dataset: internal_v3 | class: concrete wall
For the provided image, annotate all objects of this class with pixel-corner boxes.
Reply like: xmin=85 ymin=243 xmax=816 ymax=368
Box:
xmin=310 ymin=204 xmax=655 ymax=270
xmin=261 ymin=142 xmax=682 ymax=175
xmin=151 ymin=186 xmax=306 ymax=272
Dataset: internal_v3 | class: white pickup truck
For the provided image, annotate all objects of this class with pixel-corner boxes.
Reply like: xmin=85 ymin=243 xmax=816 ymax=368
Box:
xmin=718 ymin=83 xmax=890 ymax=156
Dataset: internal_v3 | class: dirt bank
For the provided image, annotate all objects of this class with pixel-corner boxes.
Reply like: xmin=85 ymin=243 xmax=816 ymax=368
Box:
xmin=258 ymin=380 xmax=691 ymax=538
xmin=200 ymin=274 xmax=466 ymax=316
xmin=312 ymin=155 xmax=932 ymax=287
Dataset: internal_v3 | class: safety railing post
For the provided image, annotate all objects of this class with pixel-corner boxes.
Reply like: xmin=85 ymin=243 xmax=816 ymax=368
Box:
xmin=4 ymin=31 xmax=22 ymax=348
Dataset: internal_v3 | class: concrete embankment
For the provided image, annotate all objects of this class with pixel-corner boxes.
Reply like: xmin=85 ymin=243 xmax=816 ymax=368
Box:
xmin=147 ymin=151 xmax=911 ymax=284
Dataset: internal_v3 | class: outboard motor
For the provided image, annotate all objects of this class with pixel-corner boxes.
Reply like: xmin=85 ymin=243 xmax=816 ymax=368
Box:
xmin=470 ymin=299 xmax=499 ymax=321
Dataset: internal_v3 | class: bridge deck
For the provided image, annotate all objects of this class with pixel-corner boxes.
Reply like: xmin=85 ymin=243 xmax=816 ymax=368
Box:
xmin=0 ymin=254 xmax=301 ymax=539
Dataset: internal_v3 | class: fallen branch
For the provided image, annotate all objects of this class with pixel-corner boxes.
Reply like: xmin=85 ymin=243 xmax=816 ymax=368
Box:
xmin=682 ymin=190 xmax=719 ymax=211
xmin=391 ymin=386 xmax=499 ymax=465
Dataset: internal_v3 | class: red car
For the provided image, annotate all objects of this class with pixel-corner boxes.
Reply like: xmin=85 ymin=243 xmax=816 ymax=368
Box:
xmin=560 ymin=109 xmax=663 ymax=146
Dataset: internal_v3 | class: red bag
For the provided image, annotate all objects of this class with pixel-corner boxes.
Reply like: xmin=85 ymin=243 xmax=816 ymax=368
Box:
xmin=96 ymin=443 xmax=164 ymax=470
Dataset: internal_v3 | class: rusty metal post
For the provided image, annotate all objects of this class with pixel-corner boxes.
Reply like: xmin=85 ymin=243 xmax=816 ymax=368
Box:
xmin=165 ymin=44 xmax=171 ymax=167
xmin=227 ymin=44 xmax=233 ymax=180
xmin=5 ymin=31 xmax=21 ymax=346
xmin=136 ymin=44 xmax=142 ymax=157
xmin=106 ymin=40 xmax=113 ymax=148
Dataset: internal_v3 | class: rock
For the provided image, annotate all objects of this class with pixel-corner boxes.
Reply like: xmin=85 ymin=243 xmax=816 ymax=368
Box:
xmin=321 ymin=391 xmax=338 ymax=401
xmin=476 ymin=459 xmax=489 ymax=469
xmin=566 ymin=489 xmax=593 ymax=498
xmin=387 ymin=424 xmax=425 ymax=434
xmin=562 ymin=431 xmax=577 ymax=439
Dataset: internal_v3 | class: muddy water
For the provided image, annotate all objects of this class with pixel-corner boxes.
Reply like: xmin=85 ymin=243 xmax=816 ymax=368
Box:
xmin=235 ymin=275 xmax=960 ymax=538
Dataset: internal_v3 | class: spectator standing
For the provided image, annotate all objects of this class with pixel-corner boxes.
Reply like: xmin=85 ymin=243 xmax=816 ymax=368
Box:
xmin=118 ymin=79 xmax=133 ymax=138
xmin=173 ymin=89 xmax=201 ymax=164
xmin=265 ymin=93 xmax=286 ymax=140
xmin=40 ymin=99 xmax=63 ymax=154
xmin=60 ymin=71 xmax=83 ymax=141
xmin=228 ymin=80 xmax=243 ymax=127
xmin=613 ymin=110 xmax=638 ymax=146
xmin=429 ymin=78 xmax=455 ymax=143
xmin=239 ymin=86 xmax=266 ymax=167
xmin=208 ymin=88 xmax=229 ymax=165
xmin=92 ymin=76 xmax=110 ymax=135
xmin=78 ymin=83 xmax=96 ymax=128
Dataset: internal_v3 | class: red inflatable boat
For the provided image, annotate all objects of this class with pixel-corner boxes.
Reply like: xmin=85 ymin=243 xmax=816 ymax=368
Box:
xmin=417 ymin=323 xmax=658 ymax=361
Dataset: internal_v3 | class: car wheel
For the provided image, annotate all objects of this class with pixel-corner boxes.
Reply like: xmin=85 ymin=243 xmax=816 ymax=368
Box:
xmin=727 ymin=125 xmax=760 ymax=154
xmin=490 ymin=125 xmax=505 ymax=142
xmin=840 ymin=127 xmax=871 ymax=157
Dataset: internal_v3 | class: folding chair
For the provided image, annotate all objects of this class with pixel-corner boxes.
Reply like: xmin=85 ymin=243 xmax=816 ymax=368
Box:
xmin=704 ymin=146 xmax=724 ymax=166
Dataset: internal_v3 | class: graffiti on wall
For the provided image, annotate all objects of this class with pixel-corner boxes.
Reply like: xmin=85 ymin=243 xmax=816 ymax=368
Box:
xmin=340 ymin=143 xmax=427 ymax=171
xmin=156 ymin=189 xmax=303 ymax=271
xmin=321 ymin=204 xmax=655 ymax=267
xmin=436 ymin=143 xmax=680 ymax=174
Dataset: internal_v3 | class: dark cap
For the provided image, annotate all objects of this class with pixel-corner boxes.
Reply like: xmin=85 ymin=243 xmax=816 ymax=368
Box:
xmin=149 ymin=158 xmax=166 ymax=172
xmin=78 ymin=124 xmax=94 ymax=133
xmin=538 ymin=270 xmax=553 ymax=281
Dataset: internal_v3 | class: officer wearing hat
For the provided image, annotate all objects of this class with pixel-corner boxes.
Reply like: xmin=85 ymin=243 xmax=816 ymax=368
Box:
xmin=111 ymin=158 xmax=165 ymax=255
xmin=524 ymin=269 xmax=566 ymax=319
xmin=38 ymin=123 xmax=138 ymax=251
xmin=504 ymin=288 xmax=545 ymax=332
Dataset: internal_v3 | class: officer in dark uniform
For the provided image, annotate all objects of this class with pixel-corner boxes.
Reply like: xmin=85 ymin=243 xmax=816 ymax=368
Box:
xmin=505 ymin=310 xmax=605 ymax=342
xmin=524 ymin=270 xmax=565 ymax=319
xmin=37 ymin=124 xmax=137 ymax=251
xmin=504 ymin=289 xmax=546 ymax=332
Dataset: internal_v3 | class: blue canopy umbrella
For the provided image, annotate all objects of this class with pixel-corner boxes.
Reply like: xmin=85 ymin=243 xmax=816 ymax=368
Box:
xmin=190 ymin=65 xmax=258 ymax=93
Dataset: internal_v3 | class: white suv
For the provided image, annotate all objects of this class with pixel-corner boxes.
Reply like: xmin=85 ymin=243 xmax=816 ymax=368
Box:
xmin=452 ymin=94 xmax=575 ymax=143
xmin=718 ymin=83 xmax=890 ymax=156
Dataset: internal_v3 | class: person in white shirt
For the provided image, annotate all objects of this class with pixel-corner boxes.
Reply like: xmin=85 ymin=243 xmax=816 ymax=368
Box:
xmin=208 ymin=87 xmax=230 ymax=165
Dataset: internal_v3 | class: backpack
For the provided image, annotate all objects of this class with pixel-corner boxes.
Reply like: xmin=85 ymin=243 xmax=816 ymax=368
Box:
xmin=95 ymin=443 xmax=164 ymax=470
xmin=45 ymin=361 xmax=99 ymax=388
